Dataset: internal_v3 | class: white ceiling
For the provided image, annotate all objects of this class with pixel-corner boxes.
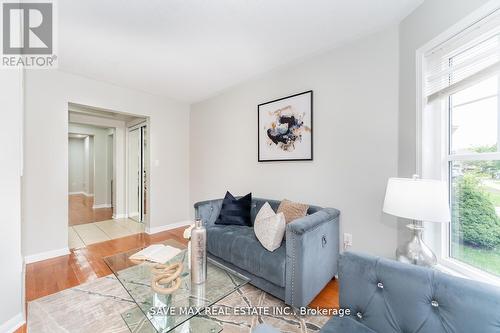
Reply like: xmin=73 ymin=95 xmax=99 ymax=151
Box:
xmin=58 ymin=0 xmax=423 ymax=103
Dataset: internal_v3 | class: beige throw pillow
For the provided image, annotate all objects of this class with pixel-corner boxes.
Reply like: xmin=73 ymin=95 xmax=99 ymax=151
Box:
xmin=277 ymin=199 xmax=309 ymax=224
xmin=254 ymin=202 xmax=286 ymax=252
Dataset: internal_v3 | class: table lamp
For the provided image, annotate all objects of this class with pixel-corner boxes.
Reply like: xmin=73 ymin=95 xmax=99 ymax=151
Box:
xmin=383 ymin=175 xmax=451 ymax=267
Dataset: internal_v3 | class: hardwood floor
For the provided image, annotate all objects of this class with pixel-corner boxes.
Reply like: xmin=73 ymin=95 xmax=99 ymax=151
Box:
xmin=20 ymin=226 xmax=338 ymax=332
xmin=14 ymin=325 xmax=26 ymax=333
xmin=69 ymin=194 xmax=113 ymax=226
xmin=25 ymin=228 xmax=185 ymax=302
xmin=309 ymin=279 xmax=339 ymax=309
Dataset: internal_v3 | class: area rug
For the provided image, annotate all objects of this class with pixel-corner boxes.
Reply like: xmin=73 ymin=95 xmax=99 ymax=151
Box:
xmin=28 ymin=275 xmax=330 ymax=333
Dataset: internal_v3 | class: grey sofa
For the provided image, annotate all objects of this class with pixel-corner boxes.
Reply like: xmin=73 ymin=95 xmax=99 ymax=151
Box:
xmin=194 ymin=197 xmax=340 ymax=307
xmin=321 ymin=251 xmax=500 ymax=333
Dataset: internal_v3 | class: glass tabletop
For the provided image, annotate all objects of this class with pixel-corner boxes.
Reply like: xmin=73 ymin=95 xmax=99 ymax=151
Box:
xmin=104 ymin=239 xmax=249 ymax=333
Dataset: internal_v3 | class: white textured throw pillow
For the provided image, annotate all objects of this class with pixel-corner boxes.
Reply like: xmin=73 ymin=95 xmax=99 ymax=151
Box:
xmin=254 ymin=202 xmax=286 ymax=252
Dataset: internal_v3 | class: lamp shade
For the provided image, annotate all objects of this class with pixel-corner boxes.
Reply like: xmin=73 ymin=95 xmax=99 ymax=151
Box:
xmin=383 ymin=177 xmax=451 ymax=223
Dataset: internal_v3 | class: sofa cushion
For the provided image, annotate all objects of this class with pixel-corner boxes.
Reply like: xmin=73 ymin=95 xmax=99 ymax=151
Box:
xmin=207 ymin=225 xmax=286 ymax=287
xmin=254 ymin=202 xmax=286 ymax=252
xmin=215 ymin=191 xmax=252 ymax=226
xmin=277 ymin=199 xmax=309 ymax=224
xmin=320 ymin=316 xmax=376 ymax=333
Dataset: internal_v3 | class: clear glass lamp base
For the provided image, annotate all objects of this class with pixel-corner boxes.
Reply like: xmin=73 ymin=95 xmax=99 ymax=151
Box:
xmin=396 ymin=222 xmax=437 ymax=267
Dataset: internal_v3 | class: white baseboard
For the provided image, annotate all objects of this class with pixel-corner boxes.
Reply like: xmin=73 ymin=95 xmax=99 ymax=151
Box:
xmin=0 ymin=313 xmax=25 ymax=333
xmin=146 ymin=220 xmax=192 ymax=235
xmin=93 ymin=203 xmax=112 ymax=209
xmin=24 ymin=247 xmax=70 ymax=264
xmin=69 ymin=191 xmax=93 ymax=197
xmin=113 ymin=213 xmax=127 ymax=219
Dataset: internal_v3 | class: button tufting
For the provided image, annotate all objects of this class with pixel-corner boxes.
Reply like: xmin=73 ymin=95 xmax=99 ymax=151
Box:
xmin=431 ymin=300 xmax=439 ymax=307
xmin=356 ymin=312 xmax=363 ymax=319
xmin=377 ymin=282 xmax=384 ymax=289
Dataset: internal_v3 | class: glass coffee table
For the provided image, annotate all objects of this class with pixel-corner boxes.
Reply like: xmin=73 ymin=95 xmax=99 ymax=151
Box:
xmin=104 ymin=240 xmax=249 ymax=333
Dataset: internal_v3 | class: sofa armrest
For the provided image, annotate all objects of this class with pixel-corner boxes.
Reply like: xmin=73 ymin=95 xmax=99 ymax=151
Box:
xmin=194 ymin=199 xmax=223 ymax=227
xmin=287 ymin=208 xmax=340 ymax=235
xmin=285 ymin=208 xmax=340 ymax=307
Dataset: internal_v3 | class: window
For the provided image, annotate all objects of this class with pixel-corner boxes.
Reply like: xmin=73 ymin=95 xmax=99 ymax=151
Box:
xmin=422 ymin=10 xmax=500 ymax=279
xmin=449 ymin=75 xmax=500 ymax=276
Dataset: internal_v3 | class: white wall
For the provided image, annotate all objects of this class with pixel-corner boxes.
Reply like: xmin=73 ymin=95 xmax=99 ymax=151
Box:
xmin=23 ymin=70 xmax=190 ymax=258
xmin=69 ymin=123 xmax=111 ymax=207
xmin=83 ymin=136 xmax=90 ymax=194
xmin=190 ymin=27 xmax=400 ymax=258
xmin=0 ymin=69 xmax=25 ymax=331
xmin=85 ymin=136 xmax=94 ymax=195
xmin=68 ymin=137 xmax=86 ymax=193
xmin=398 ymin=0 xmax=491 ymax=245
xmin=106 ymin=132 xmax=114 ymax=207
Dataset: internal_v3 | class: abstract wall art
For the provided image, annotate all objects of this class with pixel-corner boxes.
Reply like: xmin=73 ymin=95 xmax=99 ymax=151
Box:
xmin=258 ymin=90 xmax=313 ymax=162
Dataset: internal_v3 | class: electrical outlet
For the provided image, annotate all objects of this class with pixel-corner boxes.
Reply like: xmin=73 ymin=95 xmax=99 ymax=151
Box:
xmin=343 ymin=233 xmax=353 ymax=250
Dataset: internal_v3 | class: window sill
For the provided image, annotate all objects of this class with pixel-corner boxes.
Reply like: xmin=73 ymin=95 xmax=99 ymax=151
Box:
xmin=437 ymin=257 xmax=500 ymax=288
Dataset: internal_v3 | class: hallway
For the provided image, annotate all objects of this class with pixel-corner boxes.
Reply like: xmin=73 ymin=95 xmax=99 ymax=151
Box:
xmin=68 ymin=194 xmax=112 ymax=226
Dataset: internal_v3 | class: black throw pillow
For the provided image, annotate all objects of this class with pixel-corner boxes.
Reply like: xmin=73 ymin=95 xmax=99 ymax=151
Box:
xmin=215 ymin=191 xmax=252 ymax=227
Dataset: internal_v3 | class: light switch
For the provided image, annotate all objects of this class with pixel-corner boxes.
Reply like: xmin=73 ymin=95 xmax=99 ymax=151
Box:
xmin=343 ymin=233 xmax=353 ymax=250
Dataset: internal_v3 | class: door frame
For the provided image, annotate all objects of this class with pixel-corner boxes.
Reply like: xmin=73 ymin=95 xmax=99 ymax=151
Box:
xmin=127 ymin=121 xmax=147 ymax=223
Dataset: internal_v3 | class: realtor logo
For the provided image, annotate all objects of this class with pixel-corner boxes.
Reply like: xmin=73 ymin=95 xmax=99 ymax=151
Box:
xmin=1 ymin=1 xmax=57 ymax=68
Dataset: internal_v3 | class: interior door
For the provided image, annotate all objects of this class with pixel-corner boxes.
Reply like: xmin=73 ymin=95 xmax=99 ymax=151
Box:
xmin=141 ymin=125 xmax=147 ymax=218
xmin=128 ymin=128 xmax=141 ymax=222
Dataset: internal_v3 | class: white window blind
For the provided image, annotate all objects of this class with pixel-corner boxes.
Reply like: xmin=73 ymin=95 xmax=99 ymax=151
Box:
xmin=425 ymin=9 xmax=500 ymax=102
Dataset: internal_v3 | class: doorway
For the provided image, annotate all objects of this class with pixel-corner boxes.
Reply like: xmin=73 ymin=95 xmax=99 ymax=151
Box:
xmin=67 ymin=104 xmax=148 ymax=249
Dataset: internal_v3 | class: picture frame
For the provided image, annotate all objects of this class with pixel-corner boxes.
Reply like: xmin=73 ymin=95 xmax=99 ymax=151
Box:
xmin=258 ymin=90 xmax=313 ymax=162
